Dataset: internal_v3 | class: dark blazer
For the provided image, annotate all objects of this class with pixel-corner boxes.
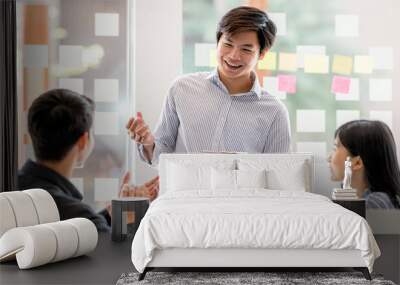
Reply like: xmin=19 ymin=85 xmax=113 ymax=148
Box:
xmin=18 ymin=159 xmax=110 ymax=232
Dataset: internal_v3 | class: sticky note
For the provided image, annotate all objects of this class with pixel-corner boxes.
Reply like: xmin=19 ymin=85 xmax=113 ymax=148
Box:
xmin=370 ymin=111 xmax=393 ymax=129
xmin=25 ymin=68 xmax=46 ymax=109
xmin=59 ymin=45 xmax=83 ymax=69
xmin=296 ymin=45 xmax=326 ymax=68
xmin=296 ymin=142 xmax=327 ymax=161
xmin=263 ymin=77 xmax=286 ymax=99
xmin=269 ymin=13 xmax=286 ymax=36
xmin=94 ymin=79 xmax=119 ymax=102
xmin=279 ymin=52 xmax=297 ymax=71
xmin=277 ymin=75 xmax=296 ymax=93
xmin=369 ymin=78 xmax=392 ymax=102
xmin=23 ymin=45 xmax=48 ymax=68
xmin=332 ymin=55 xmax=353 ymax=75
xmin=335 ymin=15 xmax=359 ymax=37
xmin=94 ymin=178 xmax=119 ymax=201
xmin=82 ymin=44 xmax=105 ymax=68
xmin=95 ymin=13 xmax=119 ymax=36
xmin=70 ymin=178 xmax=84 ymax=195
xmin=335 ymin=78 xmax=359 ymax=101
xmin=354 ymin=56 xmax=373 ymax=74
xmin=296 ymin=110 xmax=326 ymax=133
xmin=336 ymin=110 xmax=360 ymax=128
xmin=59 ymin=78 xmax=83 ymax=94
xmin=331 ymin=76 xmax=351 ymax=94
xmin=258 ymin=52 xmax=276 ymax=70
xmin=94 ymin=112 xmax=119 ymax=135
xmin=369 ymin=47 xmax=393 ymax=70
xmin=195 ymin=43 xmax=216 ymax=67
xmin=304 ymin=55 xmax=329 ymax=74
xmin=209 ymin=49 xmax=217 ymax=67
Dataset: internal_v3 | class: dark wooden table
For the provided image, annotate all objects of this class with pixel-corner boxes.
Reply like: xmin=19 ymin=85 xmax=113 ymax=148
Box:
xmin=0 ymin=232 xmax=133 ymax=285
xmin=332 ymin=199 xmax=366 ymax=218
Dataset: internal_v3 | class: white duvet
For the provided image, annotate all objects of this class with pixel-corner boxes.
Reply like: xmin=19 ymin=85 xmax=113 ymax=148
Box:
xmin=131 ymin=190 xmax=380 ymax=273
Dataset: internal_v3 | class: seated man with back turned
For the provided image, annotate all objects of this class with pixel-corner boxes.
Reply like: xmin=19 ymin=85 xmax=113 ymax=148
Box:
xmin=18 ymin=89 xmax=159 ymax=232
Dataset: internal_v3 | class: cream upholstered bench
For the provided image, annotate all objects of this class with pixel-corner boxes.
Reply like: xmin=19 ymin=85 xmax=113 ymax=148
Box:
xmin=0 ymin=189 xmax=98 ymax=269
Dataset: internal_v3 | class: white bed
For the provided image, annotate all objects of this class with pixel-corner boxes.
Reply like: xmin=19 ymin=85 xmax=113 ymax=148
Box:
xmin=131 ymin=153 xmax=380 ymax=280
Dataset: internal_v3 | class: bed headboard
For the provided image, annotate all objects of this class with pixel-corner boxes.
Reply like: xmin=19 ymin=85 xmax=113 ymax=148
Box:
xmin=158 ymin=153 xmax=315 ymax=195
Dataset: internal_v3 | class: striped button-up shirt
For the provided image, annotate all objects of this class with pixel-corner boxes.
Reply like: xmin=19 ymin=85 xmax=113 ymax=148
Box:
xmin=138 ymin=70 xmax=291 ymax=165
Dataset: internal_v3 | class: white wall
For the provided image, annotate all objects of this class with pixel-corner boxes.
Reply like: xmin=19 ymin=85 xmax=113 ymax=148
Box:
xmin=133 ymin=0 xmax=182 ymax=185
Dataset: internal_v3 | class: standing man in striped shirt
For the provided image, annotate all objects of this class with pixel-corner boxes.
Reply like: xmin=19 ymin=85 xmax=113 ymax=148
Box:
xmin=127 ymin=6 xmax=291 ymax=166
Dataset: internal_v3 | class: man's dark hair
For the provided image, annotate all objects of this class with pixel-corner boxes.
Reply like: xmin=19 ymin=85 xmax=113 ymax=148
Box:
xmin=28 ymin=88 xmax=94 ymax=162
xmin=335 ymin=120 xmax=400 ymax=208
xmin=216 ymin=6 xmax=276 ymax=54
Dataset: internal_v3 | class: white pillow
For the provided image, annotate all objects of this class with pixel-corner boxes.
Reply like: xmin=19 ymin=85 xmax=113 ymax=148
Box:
xmin=236 ymin=169 xmax=267 ymax=189
xmin=267 ymin=167 xmax=306 ymax=191
xmin=211 ymin=168 xmax=236 ymax=190
xmin=167 ymin=162 xmax=211 ymax=191
xmin=238 ymin=158 xmax=308 ymax=191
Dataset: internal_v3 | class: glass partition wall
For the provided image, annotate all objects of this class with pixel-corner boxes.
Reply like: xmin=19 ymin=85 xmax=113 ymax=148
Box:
xmin=17 ymin=0 xmax=400 ymax=210
xmin=183 ymin=0 xmax=399 ymax=196
xmin=16 ymin=0 xmax=131 ymax=210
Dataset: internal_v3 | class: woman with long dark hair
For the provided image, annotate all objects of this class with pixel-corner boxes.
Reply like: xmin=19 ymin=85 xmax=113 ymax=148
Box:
xmin=328 ymin=120 xmax=400 ymax=209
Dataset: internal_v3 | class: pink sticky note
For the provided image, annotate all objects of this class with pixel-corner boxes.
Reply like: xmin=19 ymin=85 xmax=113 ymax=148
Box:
xmin=277 ymin=75 xmax=296 ymax=93
xmin=331 ymin=76 xmax=351 ymax=94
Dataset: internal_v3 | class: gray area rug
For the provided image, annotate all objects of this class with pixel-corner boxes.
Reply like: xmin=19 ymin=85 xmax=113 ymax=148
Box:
xmin=117 ymin=271 xmax=396 ymax=285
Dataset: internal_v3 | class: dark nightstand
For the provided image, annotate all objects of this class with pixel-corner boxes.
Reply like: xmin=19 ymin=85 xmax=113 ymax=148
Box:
xmin=111 ymin=197 xmax=150 ymax=242
xmin=332 ymin=199 xmax=366 ymax=218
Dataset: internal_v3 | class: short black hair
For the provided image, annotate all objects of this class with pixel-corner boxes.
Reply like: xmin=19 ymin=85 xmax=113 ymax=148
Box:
xmin=216 ymin=6 xmax=276 ymax=54
xmin=335 ymin=120 xmax=400 ymax=208
xmin=28 ymin=89 xmax=94 ymax=162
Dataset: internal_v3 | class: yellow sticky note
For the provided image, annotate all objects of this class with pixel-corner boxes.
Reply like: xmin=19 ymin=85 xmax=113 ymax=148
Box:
xmin=354 ymin=55 xmax=373 ymax=74
xmin=279 ymin=52 xmax=297 ymax=71
xmin=304 ymin=55 xmax=329 ymax=74
xmin=209 ymin=49 xmax=217 ymax=67
xmin=258 ymin=52 xmax=276 ymax=70
xmin=332 ymin=55 xmax=353 ymax=75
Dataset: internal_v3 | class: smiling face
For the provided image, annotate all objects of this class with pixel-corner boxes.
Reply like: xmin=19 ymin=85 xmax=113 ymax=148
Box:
xmin=327 ymin=137 xmax=351 ymax=181
xmin=216 ymin=31 xmax=265 ymax=88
